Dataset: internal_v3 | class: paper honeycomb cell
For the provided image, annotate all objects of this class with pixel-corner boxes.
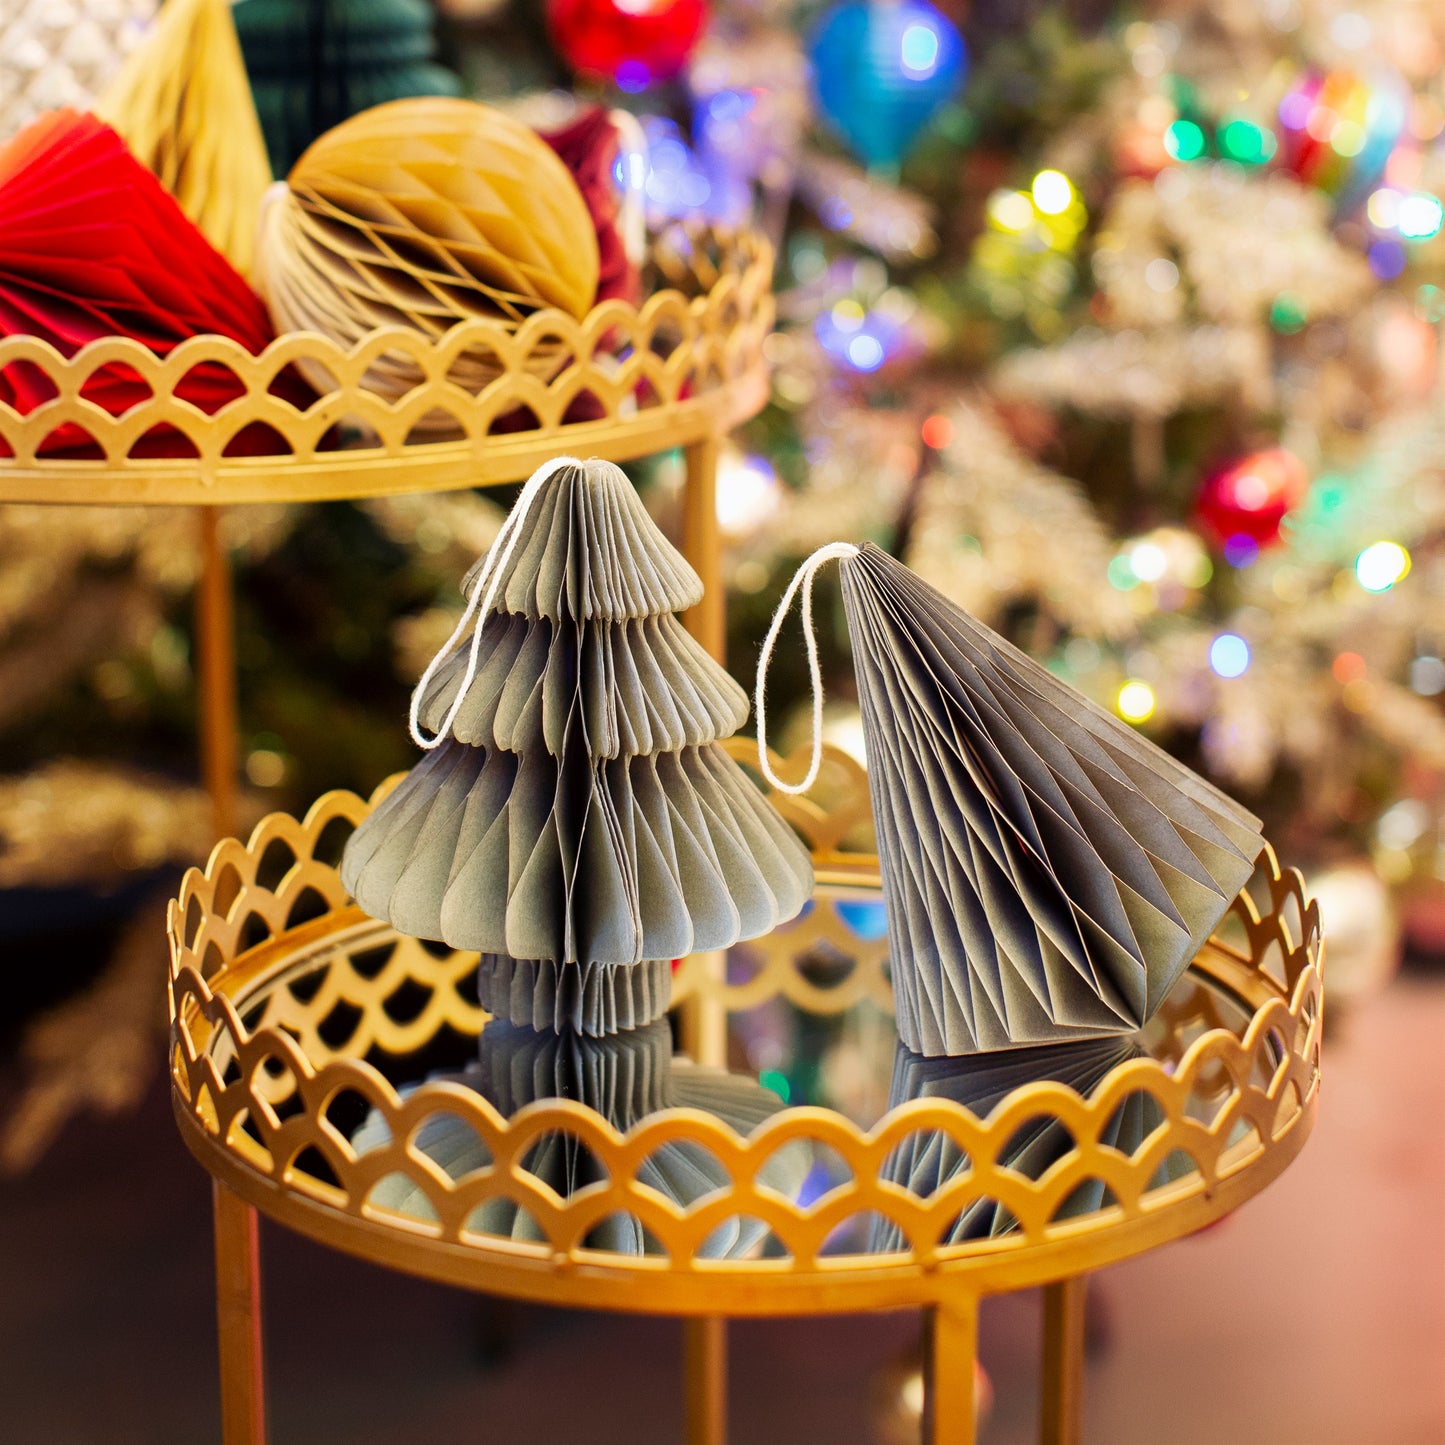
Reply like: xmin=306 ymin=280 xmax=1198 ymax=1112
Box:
xmin=256 ymin=96 xmax=600 ymax=420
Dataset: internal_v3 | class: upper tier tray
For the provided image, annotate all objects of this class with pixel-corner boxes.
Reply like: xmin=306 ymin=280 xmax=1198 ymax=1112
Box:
xmin=0 ymin=225 xmax=772 ymax=505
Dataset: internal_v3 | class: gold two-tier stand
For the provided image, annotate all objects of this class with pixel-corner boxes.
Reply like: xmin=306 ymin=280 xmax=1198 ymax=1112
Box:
xmin=167 ymin=745 xmax=1323 ymax=1445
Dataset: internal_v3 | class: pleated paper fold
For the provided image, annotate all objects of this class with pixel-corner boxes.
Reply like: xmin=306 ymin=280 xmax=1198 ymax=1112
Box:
xmin=837 ymin=542 xmax=1263 ymax=1056
xmin=98 ymin=0 xmax=273 ymax=276
xmin=344 ymin=741 xmax=812 ymax=963
xmin=477 ymin=955 xmax=673 ymax=1036
xmin=343 ymin=458 xmax=814 ymax=1034
xmin=0 ymin=109 xmax=304 ymax=459
xmin=255 ymin=96 xmax=599 ymax=413
xmin=352 ymin=1019 xmax=808 ymax=1257
xmin=458 ymin=459 xmax=705 ymax=622
xmin=417 ymin=612 xmax=747 ymax=757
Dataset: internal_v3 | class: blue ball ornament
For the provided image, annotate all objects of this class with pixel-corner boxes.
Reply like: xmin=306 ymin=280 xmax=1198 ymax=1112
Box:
xmin=809 ymin=0 xmax=967 ymax=170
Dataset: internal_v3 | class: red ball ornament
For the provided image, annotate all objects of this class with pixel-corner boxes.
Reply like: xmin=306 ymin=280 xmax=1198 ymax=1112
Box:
xmin=1193 ymin=447 xmax=1309 ymax=558
xmin=547 ymin=0 xmax=709 ymax=88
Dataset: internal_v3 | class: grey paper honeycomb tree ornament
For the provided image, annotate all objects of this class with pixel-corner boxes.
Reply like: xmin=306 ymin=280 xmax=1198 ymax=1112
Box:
xmin=342 ymin=456 xmax=815 ymax=1035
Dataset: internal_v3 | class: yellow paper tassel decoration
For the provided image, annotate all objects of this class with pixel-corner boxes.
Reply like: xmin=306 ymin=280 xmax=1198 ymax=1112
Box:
xmin=99 ymin=0 xmax=273 ymax=276
xmin=255 ymin=96 xmax=600 ymax=415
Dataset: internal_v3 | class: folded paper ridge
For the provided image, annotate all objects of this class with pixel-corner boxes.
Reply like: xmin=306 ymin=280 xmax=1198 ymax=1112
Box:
xmin=418 ymin=611 xmax=748 ymax=758
xmin=838 ymin=542 xmax=1263 ymax=1056
xmin=342 ymin=739 xmax=813 ymax=963
xmin=350 ymin=1019 xmax=807 ymax=1257
xmin=97 ymin=0 xmax=273 ymax=276
xmin=467 ymin=459 xmax=704 ymax=621
xmin=0 ymin=108 xmax=306 ymax=458
xmin=477 ymin=954 xmax=672 ymax=1036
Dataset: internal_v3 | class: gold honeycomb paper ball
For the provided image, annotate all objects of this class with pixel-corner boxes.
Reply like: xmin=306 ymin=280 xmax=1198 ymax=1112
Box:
xmin=256 ymin=97 xmax=601 ymax=418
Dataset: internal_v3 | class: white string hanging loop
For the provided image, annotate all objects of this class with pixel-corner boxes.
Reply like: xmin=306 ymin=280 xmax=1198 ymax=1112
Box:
xmin=408 ymin=455 xmax=583 ymax=750
xmin=754 ymin=541 xmax=859 ymax=795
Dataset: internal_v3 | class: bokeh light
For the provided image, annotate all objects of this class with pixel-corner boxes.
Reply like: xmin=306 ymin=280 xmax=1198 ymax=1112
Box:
xmin=1218 ymin=117 xmax=1276 ymax=164
xmin=1209 ymin=633 xmax=1251 ymax=678
xmin=1116 ymin=679 xmax=1156 ymax=722
xmin=899 ymin=21 xmax=942 ymax=78
xmin=1031 ymin=169 xmax=1073 ymax=215
xmin=1222 ymin=535 xmax=1260 ymax=568
xmin=1163 ymin=119 xmax=1206 ymax=161
xmin=716 ymin=450 xmax=781 ymax=536
xmin=1355 ymin=540 xmax=1410 ymax=591
xmin=847 ymin=333 xmax=886 ymax=370
xmin=1129 ymin=540 xmax=1168 ymax=582
xmin=1397 ymin=193 xmax=1444 ymax=241
xmin=987 ymin=188 xmax=1034 ymax=232
xmin=1410 ymin=655 xmax=1445 ymax=696
xmin=921 ymin=413 xmax=954 ymax=449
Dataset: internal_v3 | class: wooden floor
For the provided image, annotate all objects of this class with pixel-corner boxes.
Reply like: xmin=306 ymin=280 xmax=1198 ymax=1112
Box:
xmin=3 ymin=975 xmax=1442 ymax=1444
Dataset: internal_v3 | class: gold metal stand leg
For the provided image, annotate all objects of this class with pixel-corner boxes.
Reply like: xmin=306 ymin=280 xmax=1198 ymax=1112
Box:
xmin=196 ymin=508 xmax=239 ymax=840
xmin=677 ymin=435 xmax=729 ymax=1066
xmin=677 ymin=432 xmax=728 ymax=1430
xmin=684 ymin=1315 xmax=728 ymax=1445
xmin=923 ymin=1297 xmax=978 ymax=1445
xmin=677 ymin=948 xmax=728 ymax=1066
xmin=1041 ymin=1277 xmax=1086 ymax=1445
xmin=680 ymin=434 xmax=723 ymax=663
xmin=212 ymin=1181 xmax=266 ymax=1445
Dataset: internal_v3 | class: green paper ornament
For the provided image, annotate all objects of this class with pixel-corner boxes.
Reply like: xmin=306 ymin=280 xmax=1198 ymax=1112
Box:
xmin=234 ymin=0 xmax=461 ymax=175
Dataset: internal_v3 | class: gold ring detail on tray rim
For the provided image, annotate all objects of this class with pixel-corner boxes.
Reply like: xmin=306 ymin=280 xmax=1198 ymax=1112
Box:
xmin=0 ymin=224 xmax=772 ymax=504
xmin=167 ymin=749 xmax=1321 ymax=1315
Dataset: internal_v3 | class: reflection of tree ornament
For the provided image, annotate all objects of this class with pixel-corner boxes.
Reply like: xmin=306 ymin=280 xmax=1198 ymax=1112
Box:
xmin=1193 ymin=448 xmax=1309 ymax=557
xmin=808 ymin=0 xmax=967 ymax=170
xmin=547 ymin=0 xmax=709 ymax=90
xmin=1277 ymin=67 xmax=1409 ymax=214
xmin=352 ymin=1018 xmax=808 ymax=1256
